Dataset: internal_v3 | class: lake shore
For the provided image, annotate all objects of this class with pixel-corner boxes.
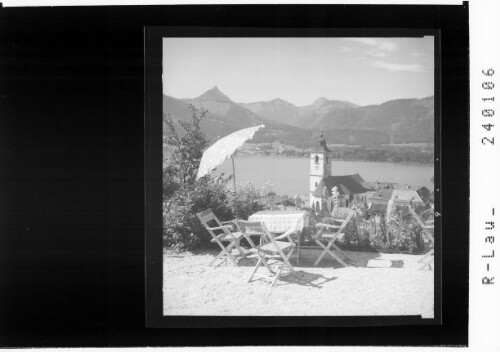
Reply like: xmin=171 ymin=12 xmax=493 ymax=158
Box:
xmin=234 ymin=153 xmax=434 ymax=167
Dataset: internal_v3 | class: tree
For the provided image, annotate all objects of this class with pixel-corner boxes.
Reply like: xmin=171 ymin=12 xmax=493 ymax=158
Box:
xmin=163 ymin=105 xmax=209 ymax=187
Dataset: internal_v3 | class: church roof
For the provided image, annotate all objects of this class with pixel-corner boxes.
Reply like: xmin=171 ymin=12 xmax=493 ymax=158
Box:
xmin=350 ymin=173 xmax=365 ymax=184
xmin=312 ymin=175 xmax=370 ymax=197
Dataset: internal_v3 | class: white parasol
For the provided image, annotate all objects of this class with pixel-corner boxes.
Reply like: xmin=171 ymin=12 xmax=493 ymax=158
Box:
xmin=196 ymin=124 xmax=265 ymax=217
xmin=196 ymin=124 xmax=265 ymax=180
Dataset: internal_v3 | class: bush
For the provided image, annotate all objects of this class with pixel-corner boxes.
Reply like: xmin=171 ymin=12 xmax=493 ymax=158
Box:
xmin=163 ymin=178 xmax=270 ymax=251
xmin=301 ymin=204 xmax=430 ymax=254
xmin=163 ymin=177 xmax=234 ymax=251
xmin=228 ymin=181 xmax=268 ymax=220
xmin=385 ymin=217 xmax=421 ymax=253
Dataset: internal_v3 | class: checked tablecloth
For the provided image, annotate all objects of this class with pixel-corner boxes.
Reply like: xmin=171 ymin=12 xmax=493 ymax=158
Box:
xmin=248 ymin=210 xmax=309 ymax=235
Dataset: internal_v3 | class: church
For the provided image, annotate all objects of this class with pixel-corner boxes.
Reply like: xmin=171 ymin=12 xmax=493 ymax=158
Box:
xmin=309 ymin=133 xmax=369 ymax=212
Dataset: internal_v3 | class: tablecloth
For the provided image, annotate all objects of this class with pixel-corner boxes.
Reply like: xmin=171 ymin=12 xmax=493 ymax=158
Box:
xmin=248 ymin=210 xmax=309 ymax=235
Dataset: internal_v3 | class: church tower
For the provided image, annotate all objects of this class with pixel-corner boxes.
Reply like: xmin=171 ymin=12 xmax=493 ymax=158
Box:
xmin=309 ymin=151 xmax=332 ymax=208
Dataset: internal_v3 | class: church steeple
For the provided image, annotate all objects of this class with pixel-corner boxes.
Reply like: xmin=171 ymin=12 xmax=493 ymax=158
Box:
xmin=309 ymin=130 xmax=332 ymax=209
xmin=319 ymin=129 xmax=331 ymax=152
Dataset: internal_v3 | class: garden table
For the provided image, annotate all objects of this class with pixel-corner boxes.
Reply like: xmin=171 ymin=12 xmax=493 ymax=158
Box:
xmin=248 ymin=209 xmax=309 ymax=265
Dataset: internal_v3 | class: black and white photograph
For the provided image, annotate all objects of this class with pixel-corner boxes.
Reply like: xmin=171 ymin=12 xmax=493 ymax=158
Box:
xmin=2 ymin=1 xmax=475 ymax=347
xmin=161 ymin=35 xmax=438 ymax=317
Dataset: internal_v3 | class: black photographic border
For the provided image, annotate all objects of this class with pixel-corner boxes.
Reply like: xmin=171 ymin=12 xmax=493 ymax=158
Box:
xmin=0 ymin=3 xmax=468 ymax=347
xmin=147 ymin=26 xmax=444 ymax=328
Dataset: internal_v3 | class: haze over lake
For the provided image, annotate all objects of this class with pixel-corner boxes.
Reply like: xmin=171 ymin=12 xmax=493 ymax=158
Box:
xmin=215 ymin=156 xmax=434 ymax=198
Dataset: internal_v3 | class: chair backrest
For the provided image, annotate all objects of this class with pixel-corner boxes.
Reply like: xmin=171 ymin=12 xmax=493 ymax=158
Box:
xmin=237 ymin=220 xmax=280 ymax=247
xmin=409 ymin=208 xmax=434 ymax=242
xmin=196 ymin=209 xmax=229 ymax=239
xmin=336 ymin=210 xmax=355 ymax=233
xmin=330 ymin=206 xmax=354 ymax=220
xmin=326 ymin=207 xmax=355 ymax=231
xmin=409 ymin=208 xmax=432 ymax=227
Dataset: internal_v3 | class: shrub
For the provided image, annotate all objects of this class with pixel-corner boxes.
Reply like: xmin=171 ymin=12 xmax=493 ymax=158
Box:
xmin=228 ymin=181 xmax=268 ymax=220
xmin=301 ymin=204 xmax=430 ymax=254
xmin=163 ymin=178 xmax=271 ymax=251
xmin=163 ymin=164 xmax=180 ymax=198
xmin=386 ymin=217 xmax=420 ymax=253
xmin=163 ymin=177 xmax=234 ymax=251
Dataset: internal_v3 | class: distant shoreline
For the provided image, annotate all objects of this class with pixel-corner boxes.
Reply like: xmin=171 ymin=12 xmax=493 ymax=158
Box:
xmin=232 ymin=154 xmax=434 ymax=167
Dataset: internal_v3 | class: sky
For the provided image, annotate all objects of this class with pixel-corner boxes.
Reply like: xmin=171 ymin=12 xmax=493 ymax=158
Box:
xmin=163 ymin=36 xmax=434 ymax=107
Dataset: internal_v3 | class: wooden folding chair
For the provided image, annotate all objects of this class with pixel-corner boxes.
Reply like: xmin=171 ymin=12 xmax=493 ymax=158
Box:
xmin=196 ymin=209 xmax=249 ymax=267
xmin=312 ymin=209 xmax=355 ymax=267
xmin=409 ymin=208 xmax=434 ymax=270
xmin=239 ymin=220 xmax=296 ymax=287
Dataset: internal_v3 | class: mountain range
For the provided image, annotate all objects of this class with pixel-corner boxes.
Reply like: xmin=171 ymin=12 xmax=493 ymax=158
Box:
xmin=163 ymin=86 xmax=434 ymax=147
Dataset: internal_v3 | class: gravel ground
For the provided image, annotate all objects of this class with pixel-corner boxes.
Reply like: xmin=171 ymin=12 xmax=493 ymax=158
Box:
xmin=163 ymin=248 xmax=434 ymax=317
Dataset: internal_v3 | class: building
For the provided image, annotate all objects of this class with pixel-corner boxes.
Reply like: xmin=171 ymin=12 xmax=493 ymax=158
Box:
xmin=392 ymin=183 xmax=431 ymax=202
xmin=364 ymin=182 xmax=431 ymax=202
xmin=367 ymin=188 xmax=425 ymax=216
xmin=309 ymin=149 xmax=369 ymax=212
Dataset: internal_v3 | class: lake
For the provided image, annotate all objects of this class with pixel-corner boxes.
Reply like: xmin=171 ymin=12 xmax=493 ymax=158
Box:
xmin=215 ymin=156 xmax=434 ymax=198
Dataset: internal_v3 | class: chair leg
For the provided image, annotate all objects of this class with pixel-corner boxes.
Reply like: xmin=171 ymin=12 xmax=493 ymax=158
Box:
xmin=324 ymin=248 xmax=349 ymax=267
xmin=248 ymin=253 xmax=273 ymax=283
xmin=313 ymin=238 xmax=328 ymax=266
xmin=260 ymin=254 xmax=274 ymax=272
xmin=330 ymin=242 xmax=354 ymax=261
xmin=225 ymin=242 xmax=240 ymax=266
xmin=314 ymin=238 xmax=348 ymax=267
xmin=271 ymin=262 xmax=285 ymax=287
xmin=314 ymin=238 xmax=335 ymax=266
xmin=209 ymin=241 xmax=238 ymax=267
xmin=248 ymin=255 xmax=263 ymax=283
xmin=419 ymin=253 xmax=434 ymax=270
xmin=419 ymin=259 xmax=433 ymax=270
xmin=276 ymin=247 xmax=295 ymax=274
xmin=208 ymin=251 xmax=225 ymax=267
xmin=285 ymin=249 xmax=295 ymax=273
xmin=418 ymin=248 xmax=434 ymax=263
xmin=269 ymin=250 xmax=296 ymax=287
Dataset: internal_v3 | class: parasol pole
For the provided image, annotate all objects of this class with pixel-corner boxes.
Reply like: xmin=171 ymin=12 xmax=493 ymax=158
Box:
xmin=231 ymin=156 xmax=238 ymax=219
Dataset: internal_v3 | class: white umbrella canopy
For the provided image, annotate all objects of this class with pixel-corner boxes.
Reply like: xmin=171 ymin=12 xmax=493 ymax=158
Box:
xmin=196 ymin=124 xmax=265 ymax=180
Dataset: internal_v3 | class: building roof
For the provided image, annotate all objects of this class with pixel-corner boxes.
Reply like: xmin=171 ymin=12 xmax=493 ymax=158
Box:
xmin=258 ymin=195 xmax=295 ymax=206
xmin=368 ymin=189 xmax=394 ymax=202
xmin=361 ymin=182 xmax=374 ymax=190
xmin=362 ymin=182 xmax=430 ymax=199
xmin=364 ymin=181 xmax=394 ymax=190
xmin=368 ymin=188 xmax=424 ymax=206
xmin=350 ymin=173 xmax=365 ymax=184
xmin=369 ymin=203 xmax=388 ymax=213
xmin=312 ymin=175 xmax=370 ymax=197
xmin=392 ymin=183 xmax=430 ymax=193
xmin=391 ymin=189 xmax=424 ymax=204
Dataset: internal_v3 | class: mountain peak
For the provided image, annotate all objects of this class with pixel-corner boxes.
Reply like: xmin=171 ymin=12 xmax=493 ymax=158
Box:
xmin=271 ymin=98 xmax=295 ymax=106
xmin=195 ymin=86 xmax=233 ymax=103
xmin=312 ymin=97 xmax=330 ymax=106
